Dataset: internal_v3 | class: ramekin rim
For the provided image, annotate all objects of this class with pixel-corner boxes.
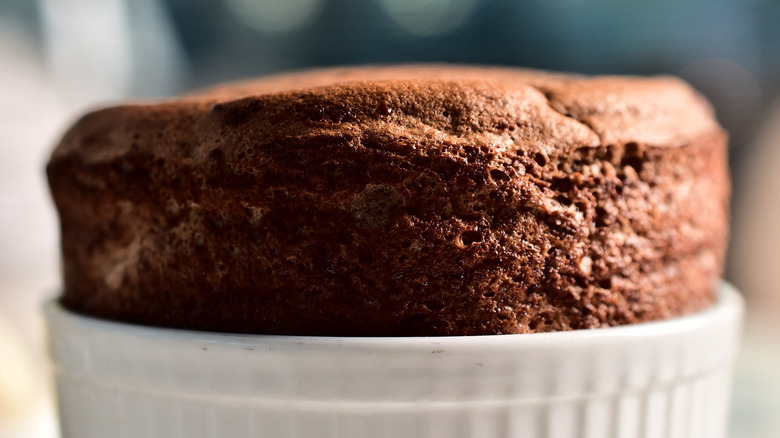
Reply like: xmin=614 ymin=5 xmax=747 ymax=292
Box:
xmin=43 ymin=281 xmax=743 ymax=350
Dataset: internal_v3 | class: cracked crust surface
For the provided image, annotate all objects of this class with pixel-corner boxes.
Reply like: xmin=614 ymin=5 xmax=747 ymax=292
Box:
xmin=47 ymin=65 xmax=729 ymax=335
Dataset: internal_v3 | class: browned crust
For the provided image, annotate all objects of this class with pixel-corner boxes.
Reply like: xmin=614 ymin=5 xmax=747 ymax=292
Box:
xmin=47 ymin=65 xmax=729 ymax=335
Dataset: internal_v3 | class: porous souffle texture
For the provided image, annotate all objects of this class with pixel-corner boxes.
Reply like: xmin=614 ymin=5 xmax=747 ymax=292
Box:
xmin=47 ymin=65 xmax=729 ymax=335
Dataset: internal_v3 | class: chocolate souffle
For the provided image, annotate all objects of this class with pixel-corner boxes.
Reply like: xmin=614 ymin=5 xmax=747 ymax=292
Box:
xmin=47 ymin=66 xmax=729 ymax=336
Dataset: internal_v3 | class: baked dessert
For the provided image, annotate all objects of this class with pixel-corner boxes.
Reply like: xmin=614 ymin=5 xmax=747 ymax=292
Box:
xmin=46 ymin=65 xmax=729 ymax=336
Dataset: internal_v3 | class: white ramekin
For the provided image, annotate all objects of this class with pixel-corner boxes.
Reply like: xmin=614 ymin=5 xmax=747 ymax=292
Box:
xmin=45 ymin=283 xmax=743 ymax=438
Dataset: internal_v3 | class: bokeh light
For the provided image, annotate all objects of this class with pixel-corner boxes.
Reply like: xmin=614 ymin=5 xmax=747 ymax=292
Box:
xmin=379 ymin=0 xmax=477 ymax=37
xmin=227 ymin=0 xmax=323 ymax=33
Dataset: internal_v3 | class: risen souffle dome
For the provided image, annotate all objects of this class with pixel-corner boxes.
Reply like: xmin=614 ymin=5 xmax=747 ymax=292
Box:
xmin=47 ymin=65 xmax=729 ymax=335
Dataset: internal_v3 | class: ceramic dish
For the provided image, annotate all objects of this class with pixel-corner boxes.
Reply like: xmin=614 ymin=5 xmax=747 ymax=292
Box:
xmin=45 ymin=282 xmax=743 ymax=438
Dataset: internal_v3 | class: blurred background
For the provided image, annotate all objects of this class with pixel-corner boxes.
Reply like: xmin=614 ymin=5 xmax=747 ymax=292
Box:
xmin=1 ymin=0 xmax=779 ymax=436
